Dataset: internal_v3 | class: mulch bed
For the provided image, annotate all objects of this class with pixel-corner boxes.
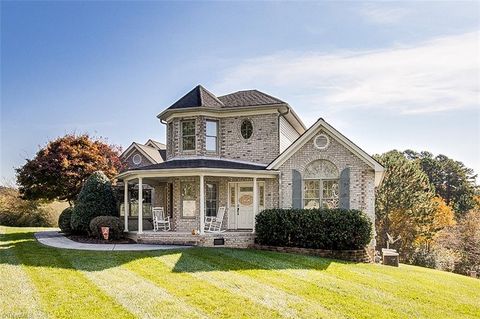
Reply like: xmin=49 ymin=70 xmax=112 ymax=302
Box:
xmin=66 ymin=235 xmax=136 ymax=244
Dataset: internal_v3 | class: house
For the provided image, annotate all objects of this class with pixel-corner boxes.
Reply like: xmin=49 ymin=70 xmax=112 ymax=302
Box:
xmin=118 ymin=85 xmax=384 ymax=247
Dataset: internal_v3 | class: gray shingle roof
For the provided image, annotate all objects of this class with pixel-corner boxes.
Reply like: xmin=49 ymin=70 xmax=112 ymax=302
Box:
xmin=218 ymin=90 xmax=285 ymax=107
xmin=168 ymin=85 xmax=224 ymax=109
xmin=165 ymin=86 xmax=287 ymax=112
xmin=128 ymin=158 xmax=267 ymax=171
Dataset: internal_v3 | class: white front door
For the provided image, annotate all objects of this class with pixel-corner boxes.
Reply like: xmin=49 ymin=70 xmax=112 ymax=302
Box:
xmin=236 ymin=183 xmax=254 ymax=229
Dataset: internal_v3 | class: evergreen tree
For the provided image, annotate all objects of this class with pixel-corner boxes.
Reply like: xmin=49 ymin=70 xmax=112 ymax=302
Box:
xmin=70 ymin=171 xmax=118 ymax=234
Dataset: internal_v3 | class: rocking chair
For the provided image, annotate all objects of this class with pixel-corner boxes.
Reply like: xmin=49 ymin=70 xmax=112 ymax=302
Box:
xmin=152 ymin=207 xmax=170 ymax=231
xmin=204 ymin=207 xmax=226 ymax=233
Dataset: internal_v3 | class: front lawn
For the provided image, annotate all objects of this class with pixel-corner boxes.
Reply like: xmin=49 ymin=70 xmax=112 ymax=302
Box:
xmin=1 ymin=226 xmax=479 ymax=319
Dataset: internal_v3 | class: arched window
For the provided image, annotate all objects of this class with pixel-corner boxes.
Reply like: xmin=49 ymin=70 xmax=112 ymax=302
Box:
xmin=303 ymin=160 xmax=339 ymax=209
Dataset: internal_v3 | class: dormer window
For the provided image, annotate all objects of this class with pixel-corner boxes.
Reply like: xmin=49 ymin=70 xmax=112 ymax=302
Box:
xmin=206 ymin=120 xmax=218 ymax=152
xmin=182 ymin=120 xmax=196 ymax=151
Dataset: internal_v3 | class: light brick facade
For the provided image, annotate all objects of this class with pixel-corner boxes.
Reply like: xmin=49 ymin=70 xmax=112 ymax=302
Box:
xmin=277 ymin=129 xmax=375 ymax=221
xmin=166 ymin=113 xmax=280 ymax=164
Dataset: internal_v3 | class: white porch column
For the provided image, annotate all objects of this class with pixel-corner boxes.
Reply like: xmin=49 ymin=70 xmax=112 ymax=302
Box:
xmin=124 ymin=180 xmax=129 ymax=232
xmin=138 ymin=177 xmax=143 ymax=234
xmin=199 ymin=174 xmax=205 ymax=235
xmin=252 ymin=177 xmax=258 ymax=233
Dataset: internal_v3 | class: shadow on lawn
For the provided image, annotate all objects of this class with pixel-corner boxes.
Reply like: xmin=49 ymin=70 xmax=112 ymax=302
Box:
xmin=0 ymin=229 xmax=338 ymax=273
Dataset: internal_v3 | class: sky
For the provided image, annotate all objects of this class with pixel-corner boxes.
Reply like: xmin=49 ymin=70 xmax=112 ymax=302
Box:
xmin=1 ymin=1 xmax=479 ymax=185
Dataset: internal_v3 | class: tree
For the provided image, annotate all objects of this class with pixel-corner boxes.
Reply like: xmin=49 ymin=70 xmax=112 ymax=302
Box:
xmin=434 ymin=209 xmax=480 ymax=274
xmin=16 ymin=134 xmax=123 ymax=203
xmin=374 ymin=150 xmax=436 ymax=259
xmin=70 ymin=171 xmax=118 ymax=234
xmin=403 ymin=150 xmax=477 ymax=217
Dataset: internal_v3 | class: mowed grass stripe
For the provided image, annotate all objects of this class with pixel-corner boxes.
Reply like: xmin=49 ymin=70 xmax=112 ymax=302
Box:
xmin=247 ymin=249 xmax=480 ymax=318
xmin=10 ymin=231 xmax=135 ymax=319
xmin=66 ymin=252 xmax=208 ymax=319
xmin=233 ymin=248 xmax=480 ymax=319
xmin=215 ymin=248 xmax=419 ymax=318
xmin=0 ymin=227 xmax=47 ymax=319
xmin=155 ymin=251 xmax=341 ymax=319
xmin=124 ymin=252 xmax=284 ymax=319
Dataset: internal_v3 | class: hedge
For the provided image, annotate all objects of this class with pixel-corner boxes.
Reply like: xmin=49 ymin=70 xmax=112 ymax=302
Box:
xmin=58 ymin=207 xmax=74 ymax=234
xmin=71 ymin=171 xmax=118 ymax=234
xmin=255 ymin=208 xmax=372 ymax=250
xmin=89 ymin=216 xmax=124 ymax=240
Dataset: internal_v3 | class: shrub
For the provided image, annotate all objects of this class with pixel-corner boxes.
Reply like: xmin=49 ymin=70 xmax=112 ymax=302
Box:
xmin=0 ymin=186 xmax=53 ymax=227
xmin=256 ymin=208 xmax=373 ymax=250
xmin=71 ymin=171 xmax=118 ymax=234
xmin=89 ymin=216 xmax=123 ymax=240
xmin=58 ymin=207 xmax=74 ymax=234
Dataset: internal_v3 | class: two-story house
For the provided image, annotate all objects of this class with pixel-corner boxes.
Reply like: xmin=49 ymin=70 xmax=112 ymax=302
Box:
xmin=117 ymin=85 xmax=384 ymax=247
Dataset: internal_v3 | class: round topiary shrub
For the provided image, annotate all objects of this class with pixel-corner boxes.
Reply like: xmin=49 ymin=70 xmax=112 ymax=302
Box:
xmin=71 ymin=171 xmax=118 ymax=234
xmin=89 ymin=216 xmax=123 ymax=240
xmin=58 ymin=207 xmax=74 ymax=234
xmin=256 ymin=208 xmax=373 ymax=250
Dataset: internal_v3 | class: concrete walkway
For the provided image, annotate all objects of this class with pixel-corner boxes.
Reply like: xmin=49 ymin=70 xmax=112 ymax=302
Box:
xmin=35 ymin=231 xmax=191 ymax=251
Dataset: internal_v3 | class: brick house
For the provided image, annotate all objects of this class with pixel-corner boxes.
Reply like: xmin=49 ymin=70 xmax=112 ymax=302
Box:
xmin=117 ymin=85 xmax=384 ymax=247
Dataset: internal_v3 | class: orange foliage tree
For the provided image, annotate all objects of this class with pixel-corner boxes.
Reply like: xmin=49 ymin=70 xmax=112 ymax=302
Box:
xmin=16 ymin=134 xmax=124 ymax=203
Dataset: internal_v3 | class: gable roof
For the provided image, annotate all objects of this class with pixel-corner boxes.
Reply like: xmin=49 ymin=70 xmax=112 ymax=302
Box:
xmin=121 ymin=142 xmax=164 ymax=164
xmin=267 ymin=118 xmax=385 ymax=186
xmin=218 ymin=90 xmax=286 ymax=107
xmin=145 ymin=139 xmax=166 ymax=150
xmin=167 ymin=85 xmax=224 ymax=110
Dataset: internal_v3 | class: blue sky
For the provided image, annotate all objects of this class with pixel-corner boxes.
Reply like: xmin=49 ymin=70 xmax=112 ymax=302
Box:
xmin=1 ymin=1 xmax=479 ymax=184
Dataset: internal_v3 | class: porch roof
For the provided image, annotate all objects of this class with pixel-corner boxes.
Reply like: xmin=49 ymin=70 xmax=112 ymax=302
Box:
xmin=117 ymin=158 xmax=278 ymax=180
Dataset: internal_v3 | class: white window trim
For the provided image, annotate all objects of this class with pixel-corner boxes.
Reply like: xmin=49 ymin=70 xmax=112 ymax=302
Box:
xmin=205 ymin=119 xmax=219 ymax=153
xmin=181 ymin=119 xmax=196 ymax=152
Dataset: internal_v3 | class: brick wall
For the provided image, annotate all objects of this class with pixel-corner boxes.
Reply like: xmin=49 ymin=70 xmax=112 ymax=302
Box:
xmin=166 ymin=113 xmax=280 ymax=164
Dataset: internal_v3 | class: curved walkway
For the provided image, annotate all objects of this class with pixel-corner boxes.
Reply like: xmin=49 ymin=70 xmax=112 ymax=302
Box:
xmin=35 ymin=231 xmax=191 ymax=251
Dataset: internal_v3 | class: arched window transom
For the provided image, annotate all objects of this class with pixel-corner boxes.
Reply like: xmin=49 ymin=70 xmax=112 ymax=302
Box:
xmin=303 ymin=160 xmax=339 ymax=209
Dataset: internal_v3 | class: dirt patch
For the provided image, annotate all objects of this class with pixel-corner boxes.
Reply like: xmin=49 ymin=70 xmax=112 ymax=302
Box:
xmin=66 ymin=234 xmax=135 ymax=244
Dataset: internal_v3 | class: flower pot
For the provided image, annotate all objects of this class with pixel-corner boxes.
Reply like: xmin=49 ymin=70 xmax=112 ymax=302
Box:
xmin=101 ymin=227 xmax=110 ymax=240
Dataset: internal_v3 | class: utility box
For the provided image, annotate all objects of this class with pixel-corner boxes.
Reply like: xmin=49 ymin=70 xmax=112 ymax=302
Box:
xmin=382 ymin=250 xmax=399 ymax=267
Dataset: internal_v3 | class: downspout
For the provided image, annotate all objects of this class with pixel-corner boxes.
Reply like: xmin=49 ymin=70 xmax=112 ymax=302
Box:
xmin=277 ymin=107 xmax=290 ymax=209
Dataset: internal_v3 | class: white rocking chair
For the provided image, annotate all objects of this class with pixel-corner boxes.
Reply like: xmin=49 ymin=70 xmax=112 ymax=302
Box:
xmin=152 ymin=207 xmax=170 ymax=232
xmin=204 ymin=207 xmax=226 ymax=233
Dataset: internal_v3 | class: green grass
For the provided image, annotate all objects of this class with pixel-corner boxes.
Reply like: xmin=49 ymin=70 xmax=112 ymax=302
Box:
xmin=1 ymin=226 xmax=479 ymax=319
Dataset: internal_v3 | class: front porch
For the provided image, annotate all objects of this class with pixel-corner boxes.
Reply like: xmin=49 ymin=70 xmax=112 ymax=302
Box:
xmin=118 ymin=164 xmax=278 ymax=247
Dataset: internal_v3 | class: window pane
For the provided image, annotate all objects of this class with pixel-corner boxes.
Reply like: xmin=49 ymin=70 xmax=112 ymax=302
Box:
xmin=206 ymin=136 xmax=217 ymax=151
xmin=182 ymin=121 xmax=195 ymax=135
xmin=304 ymin=199 xmax=320 ymax=209
xmin=230 ymin=186 xmax=236 ymax=206
xmin=206 ymin=121 xmax=217 ymax=136
xmin=205 ymin=183 xmax=218 ymax=217
xmin=183 ymin=136 xmax=195 ymax=151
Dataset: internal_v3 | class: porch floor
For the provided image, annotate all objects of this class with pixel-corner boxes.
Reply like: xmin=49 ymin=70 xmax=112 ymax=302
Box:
xmin=127 ymin=230 xmax=256 ymax=248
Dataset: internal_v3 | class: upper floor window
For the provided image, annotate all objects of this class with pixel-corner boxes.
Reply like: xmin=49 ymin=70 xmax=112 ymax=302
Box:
xmin=182 ymin=120 xmax=196 ymax=151
xmin=241 ymin=119 xmax=253 ymax=139
xmin=303 ymin=160 xmax=339 ymax=209
xmin=206 ymin=120 xmax=218 ymax=152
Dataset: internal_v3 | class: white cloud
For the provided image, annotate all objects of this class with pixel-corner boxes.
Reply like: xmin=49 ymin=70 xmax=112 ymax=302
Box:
xmin=358 ymin=4 xmax=410 ymax=25
xmin=213 ymin=31 xmax=479 ymax=116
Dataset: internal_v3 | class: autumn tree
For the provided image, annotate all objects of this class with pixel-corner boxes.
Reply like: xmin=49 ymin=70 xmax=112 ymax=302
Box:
xmin=374 ymin=150 xmax=436 ymax=258
xmin=16 ymin=134 xmax=124 ymax=203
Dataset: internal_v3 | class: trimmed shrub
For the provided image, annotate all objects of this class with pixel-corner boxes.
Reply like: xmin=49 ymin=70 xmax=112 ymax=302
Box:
xmin=89 ymin=216 xmax=123 ymax=240
xmin=255 ymin=208 xmax=372 ymax=250
xmin=58 ymin=207 xmax=74 ymax=234
xmin=71 ymin=171 xmax=118 ymax=234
